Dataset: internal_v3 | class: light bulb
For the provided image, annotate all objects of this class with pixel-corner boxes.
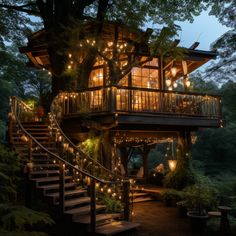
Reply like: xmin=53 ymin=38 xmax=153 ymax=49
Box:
xmin=186 ymin=80 xmax=191 ymax=87
xmin=173 ymin=82 xmax=177 ymax=88
xmin=166 ymin=79 xmax=171 ymax=87
xmin=171 ymin=67 xmax=177 ymax=77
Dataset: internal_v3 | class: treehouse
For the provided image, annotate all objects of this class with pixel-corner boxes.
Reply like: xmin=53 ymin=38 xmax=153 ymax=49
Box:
xmin=20 ymin=21 xmax=223 ymax=180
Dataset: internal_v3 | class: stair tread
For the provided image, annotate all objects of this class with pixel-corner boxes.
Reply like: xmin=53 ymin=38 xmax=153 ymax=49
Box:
xmin=37 ymin=182 xmax=76 ymax=190
xmin=74 ymin=213 xmax=121 ymax=224
xmin=46 ymin=189 xmax=86 ymax=198
xmin=32 ymin=176 xmax=71 ymax=182
xmin=32 ymin=164 xmax=59 ymax=168
xmin=30 ymin=170 xmax=60 ymax=175
xmin=65 ymin=204 xmax=106 ymax=215
xmin=132 ymin=192 xmax=150 ymax=197
xmin=61 ymin=197 xmax=90 ymax=207
xmin=133 ymin=197 xmax=153 ymax=203
xmin=95 ymin=221 xmax=139 ymax=236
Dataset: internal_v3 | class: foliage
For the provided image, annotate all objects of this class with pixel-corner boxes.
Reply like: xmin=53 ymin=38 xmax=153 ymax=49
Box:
xmin=0 ymin=204 xmax=54 ymax=231
xmin=183 ymin=175 xmax=218 ymax=215
xmin=0 ymin=145 xmax=20 ymax=202
xmin=161 ymin=189 xmax=183 ymax=206
xmin=98 ymin=193 xmax=123 ymax=213
xmin=81 ymin=130 xmax=101 ymax=161
xmin=0 ymin=120 xmax=6 ymax=143
xmin=164 ymin=151 xmax=196 ymax=190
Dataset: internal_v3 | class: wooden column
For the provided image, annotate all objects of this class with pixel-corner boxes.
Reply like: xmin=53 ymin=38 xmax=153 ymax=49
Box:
xmin=119 ymin=146 xmax=129 ymax=176
xmin=178 ymin=129 xmax=191 ymax=156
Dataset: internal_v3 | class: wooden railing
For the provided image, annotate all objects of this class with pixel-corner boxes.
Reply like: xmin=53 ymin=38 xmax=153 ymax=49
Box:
xmin=51 ymin=86 xmax=222 ymax=119
xmin=9 ymin=96 xmax=131 ymax=232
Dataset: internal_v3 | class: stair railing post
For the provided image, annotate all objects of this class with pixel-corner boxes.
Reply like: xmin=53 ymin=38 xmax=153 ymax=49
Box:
xmin=90 ymin=178 xmax=96 ymax=233
xmin=59 ymin=161 xmax=65 ymax=215
xmin=123 ymin=180 xmax=130 ymax=221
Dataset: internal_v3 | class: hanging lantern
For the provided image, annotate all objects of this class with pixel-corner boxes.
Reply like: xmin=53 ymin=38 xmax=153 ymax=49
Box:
xmin=168 ymin=160 xmax=177 ymax=171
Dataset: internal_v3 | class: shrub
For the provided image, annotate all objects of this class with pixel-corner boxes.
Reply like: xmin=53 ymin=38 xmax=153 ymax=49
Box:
xmin=161 ymin=189 xmax=183 ymax=206
xmin=183 ymin=183 xmax=218 ymax=215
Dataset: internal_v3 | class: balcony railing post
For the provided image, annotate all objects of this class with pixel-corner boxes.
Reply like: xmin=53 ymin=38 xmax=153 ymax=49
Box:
xmin=123 ymin=180 xmax=130 ymax=221
xmin=110 ymin=86 xmax=117 ymax=112
xmin=90 ymin=178 xmax=96 ymax=233
xmin=59 ymin=161 xmax=65 ymax=215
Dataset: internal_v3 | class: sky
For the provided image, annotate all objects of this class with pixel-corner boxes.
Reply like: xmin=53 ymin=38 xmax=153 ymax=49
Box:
xmin=177 ymin=10 xmax=229 ymax=51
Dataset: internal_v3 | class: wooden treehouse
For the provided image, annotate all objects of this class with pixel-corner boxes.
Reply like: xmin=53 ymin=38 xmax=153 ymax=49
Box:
xmin=9 ymin=21 xmax=222 ymax=235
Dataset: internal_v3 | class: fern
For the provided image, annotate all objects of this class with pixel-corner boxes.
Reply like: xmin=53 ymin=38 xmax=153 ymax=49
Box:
xmin=0 ymin=204 xmax=54 ymax=231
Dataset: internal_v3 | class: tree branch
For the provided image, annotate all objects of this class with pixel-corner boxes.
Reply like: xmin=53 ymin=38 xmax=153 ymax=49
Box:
xmin=0 ymin=3 xmax=40 ymax=16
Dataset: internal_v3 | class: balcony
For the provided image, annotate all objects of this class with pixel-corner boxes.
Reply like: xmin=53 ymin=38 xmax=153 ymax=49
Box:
xmin=53 ymin=86 xmax=223 ymax=128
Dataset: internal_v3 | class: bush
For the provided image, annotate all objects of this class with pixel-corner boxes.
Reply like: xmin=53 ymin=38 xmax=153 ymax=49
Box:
xmin=98 ymin=193 xmax=123 ymax=213
xmin=161 ymin=189 xmax=183 ymax=207
xmin=183 ymin=183 xmax=218 ymax=215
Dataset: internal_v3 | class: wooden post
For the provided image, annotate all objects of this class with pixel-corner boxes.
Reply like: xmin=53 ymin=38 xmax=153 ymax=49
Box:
xmin=123 ymin=181 xmax=130 ymax=221
xmin=90 ymin=179 xmax=96 ymax=233
xmin=59 ymin=161 xmax=65 ymax=215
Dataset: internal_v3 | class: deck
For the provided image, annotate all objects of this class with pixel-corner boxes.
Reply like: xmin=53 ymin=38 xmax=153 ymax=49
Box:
xmin=53 ymin=87 xmax=223 ymax=128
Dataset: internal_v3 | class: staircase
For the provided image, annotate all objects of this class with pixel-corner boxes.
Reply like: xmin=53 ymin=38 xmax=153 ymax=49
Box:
xmin=9 ymin=97 xmax=139 ymax=235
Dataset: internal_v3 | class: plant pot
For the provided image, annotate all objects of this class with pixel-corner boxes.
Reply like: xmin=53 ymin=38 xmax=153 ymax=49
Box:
xmin=187 ymin=211 xmax=209 ymax=233
xmin=177 ymin=204 xmax=187 ymax=217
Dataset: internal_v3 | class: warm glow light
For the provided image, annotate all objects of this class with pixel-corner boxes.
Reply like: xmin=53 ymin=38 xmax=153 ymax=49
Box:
xmin=186 ymin=80 xmax=191 ymax=87
xmin=166 ymin=79 xmax=171 ymax=87
xmin=171 ymin=67 xmax=177 ymax=77
xmin=168 ymin=86 xmax=173 ymax=91
xmin=108 ymin=41 xmax=113 ymax=47
xmin=20 ymin=135 xmax=28 ymax=142
xmin=168 ymin=160 xmax=177 ymax=171
xmin=67 ymin=65 xmax=72 ymax=69
xmin=173 ymin=82 xmax=177 ymax=88
xmin=68 ymin=53 xmax=72 ymax=58
xmin=107 ymin=188 xmax=111 ymax=193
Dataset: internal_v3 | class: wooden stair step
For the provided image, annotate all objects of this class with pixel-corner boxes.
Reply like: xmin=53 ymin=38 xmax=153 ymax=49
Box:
xmin=45 ymin=189 xmax=86 ymax=198
xmin=57 ymin=197 xmax=90 ymax=208
xmin=32 ymin=164 xmax=59 ymax=169
xmin=74 ymin=213 xmax=121 ymax=225
xmin=32 ymin=175 xmax=71 ymax=183
xmin=65 ymin=205 xmax=106 ymax=217
xmin=133 ymin=197 xmax=153 ymax=203
xmin=95 ymin=221 xmax=139 ymax=236
xmin=132 ymin=192 xmax=150 ymax=198
xmin=30 ymin=170 xmax=59 ymax=176
xmin=37 ymin=182 xmax=76 ymax=191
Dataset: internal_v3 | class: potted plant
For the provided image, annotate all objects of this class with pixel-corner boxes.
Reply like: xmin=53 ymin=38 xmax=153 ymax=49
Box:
xmin=176 ymin=200 xmax=187 ymax=217
xmin=184 ymin=184 xmax=218 ymax=233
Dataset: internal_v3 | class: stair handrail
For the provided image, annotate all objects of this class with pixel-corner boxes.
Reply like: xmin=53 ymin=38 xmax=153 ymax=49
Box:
xmin=10 ymin=96 xmax=132 ymax=225
xmin=50 ymin=93 xmax=125 ymax=181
